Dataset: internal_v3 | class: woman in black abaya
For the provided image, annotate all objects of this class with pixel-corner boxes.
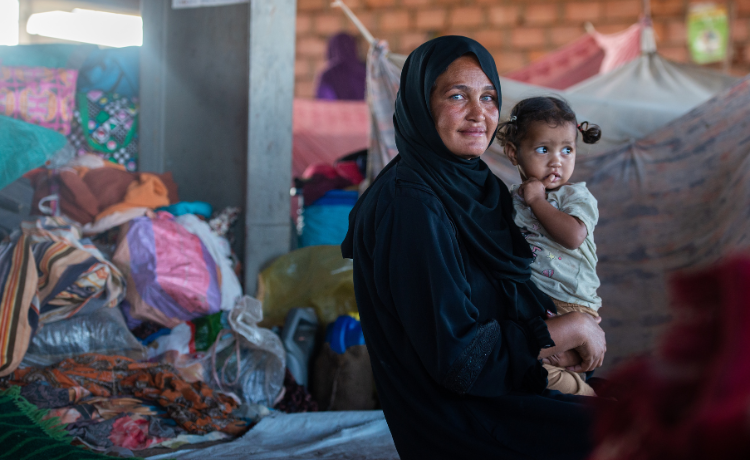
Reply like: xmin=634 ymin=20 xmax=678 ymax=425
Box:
xmin=341 ymin=36 xmax=607 ymax=459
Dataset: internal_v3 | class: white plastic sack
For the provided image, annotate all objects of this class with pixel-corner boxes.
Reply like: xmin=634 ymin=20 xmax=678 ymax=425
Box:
xmin=175 ymin=214 xmax=242 ymax=312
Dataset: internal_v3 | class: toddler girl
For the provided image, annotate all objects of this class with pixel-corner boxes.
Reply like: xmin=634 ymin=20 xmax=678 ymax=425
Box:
xmin=496 ymin=96 xmax=602 ymax=397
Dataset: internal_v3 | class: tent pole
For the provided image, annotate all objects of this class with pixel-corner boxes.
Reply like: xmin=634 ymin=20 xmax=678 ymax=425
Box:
xmin=642 ymin=0 xmax=651 ymax=18
xmin=332 ymin=0 xmax=376 ymax=45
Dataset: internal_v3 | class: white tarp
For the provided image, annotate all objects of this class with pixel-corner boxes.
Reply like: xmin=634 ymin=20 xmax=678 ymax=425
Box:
xmin=150 ymin=410 xmax=399 ymax=460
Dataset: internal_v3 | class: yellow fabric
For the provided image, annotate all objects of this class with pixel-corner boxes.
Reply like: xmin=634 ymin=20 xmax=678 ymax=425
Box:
xmin=96 ymin=173 xmax=170 ymax=221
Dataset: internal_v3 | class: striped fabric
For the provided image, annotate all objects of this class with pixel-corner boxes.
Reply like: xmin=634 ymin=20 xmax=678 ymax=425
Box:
xmin=0 ymin=234 xmax=40 ymax=377
xmin=21 ymin=217 xmax=125 ymax=323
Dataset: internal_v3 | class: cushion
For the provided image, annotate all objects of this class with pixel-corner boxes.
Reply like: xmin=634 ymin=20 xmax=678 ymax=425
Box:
xmin=0 ymin=66 xmax=78 ymax=135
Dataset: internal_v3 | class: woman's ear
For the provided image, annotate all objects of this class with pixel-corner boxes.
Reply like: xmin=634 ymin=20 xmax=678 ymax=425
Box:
xmin=505 ymin=143 xmax=519 ymax=166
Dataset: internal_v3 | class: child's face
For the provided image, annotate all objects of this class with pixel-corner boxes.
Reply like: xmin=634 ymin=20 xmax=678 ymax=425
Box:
xmin=505 ymin=121 xmax=577 ymax=190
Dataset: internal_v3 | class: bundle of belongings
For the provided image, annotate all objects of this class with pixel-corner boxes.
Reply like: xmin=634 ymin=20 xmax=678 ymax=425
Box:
xmin=293 ymin=150 xmax=365 ymax=248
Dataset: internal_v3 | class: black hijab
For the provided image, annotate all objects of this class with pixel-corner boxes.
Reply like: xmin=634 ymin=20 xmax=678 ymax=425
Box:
xmin=342 ymin=36 xmax=552 ymax=320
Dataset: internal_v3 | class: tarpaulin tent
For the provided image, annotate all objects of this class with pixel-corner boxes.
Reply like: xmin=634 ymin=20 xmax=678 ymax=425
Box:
xmin=505 ymin=21 xmax=643 ymax=90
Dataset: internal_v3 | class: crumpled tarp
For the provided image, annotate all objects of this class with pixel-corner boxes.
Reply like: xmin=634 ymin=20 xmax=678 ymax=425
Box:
xmin=505 ymin=22 xmax=642 ymax=90
xmin=148 ymin=410 xmax=398 ymax=460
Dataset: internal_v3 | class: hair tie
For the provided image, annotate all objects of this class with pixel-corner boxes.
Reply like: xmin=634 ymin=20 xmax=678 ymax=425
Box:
xmin=577 ymin=121 xmax=589 ymax=133
xmin=509 ymin=116 xmax=517 ymax=124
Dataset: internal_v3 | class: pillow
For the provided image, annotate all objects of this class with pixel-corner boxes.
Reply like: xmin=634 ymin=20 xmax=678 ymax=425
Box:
xmin=72 ymin=90 xmax=139 ymax=171
xmin=0 ymin=66 xmax=78 ymax=135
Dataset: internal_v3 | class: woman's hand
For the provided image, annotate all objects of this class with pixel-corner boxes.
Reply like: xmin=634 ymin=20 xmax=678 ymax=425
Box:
xmin=542 ymin=350 xmax=582 ymax=368
xmin=569 ymin=314 xmax=606 ymax=373
xmin=540 ymin=312 xmax=606 ymax=372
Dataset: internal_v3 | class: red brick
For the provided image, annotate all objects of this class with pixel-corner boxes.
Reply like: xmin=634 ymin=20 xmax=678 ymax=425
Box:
xmin=550 ymin=26 xmax=582 ymax=45
xmin=402 ymin=0 xmax=430 ymax=6
xmin=666 ymin=20 xmax=686 ymax=44
xmin=605 ymin=0 xmax=641 ymax=19
xmin=494 ymin=51 xmax=526 ymax=73
xmin=650 ymin=0 xmax=684 ymax=17
xmin=297 ymin=37 xmax=327 ymax=56
xmin=450 ymin=7 xmax=484 ymax=28
xmin=736 ymin=0 xmax=750 ymax=16
xmin=489 ymin=5 xmax=520 ymax=26
xmin=651 ymin=20 xmax=668 ymax=44
xmin=297 ymin=0 xmax=325 ymax=12
xmin=343 ymin=10 xmax=376 ymax=36
xmin=381 ymin=10 xmax=411 ymax=32
xmin=364 ymin=0 xmax=395 ymax=8
xmin=510 ymin=27 xmax=546 ymax=49
xmin=732 ymin=18 xmax=749 ymax=41
xmin=524 ymin=4 xmax=558 ymax=25
xmin=314 ymin=13 xmax=344 ymax=35
xmin=297 ymin=15 xmax=312 ymax=35
xmin=400 ymin=32 xmax=429 ymax=53
xmin=744 ymin=44 xmax=750 ymax=62
xmin=528 ymin=50 xmax=549 ymax=63
xmin=659 ymin=45 xmax=689 ymax=62
xmin=594 ymin=23 xmax=633 ymax=34
xmin=474 ymin=29 xmax=505 ymax=48
xmin=296 ymin=80 xmax=315 ymax=98
xmin=416 ymin=8 xmax=447 ymax=31
xmin=564 ymin=2 xmax=602 ymax=22
xmin=295 ymin=59 xmax=310 ymax=78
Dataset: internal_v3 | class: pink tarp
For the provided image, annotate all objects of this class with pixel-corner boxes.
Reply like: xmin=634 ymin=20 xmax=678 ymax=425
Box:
xmin=292 ymin=98 xmax=369 ymax=178
xmin=505 ymin=23 xmax=642 ymax=90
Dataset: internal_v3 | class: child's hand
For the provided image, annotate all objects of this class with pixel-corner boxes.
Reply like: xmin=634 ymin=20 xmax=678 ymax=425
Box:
xmin=542 ymin=350 xmax=582 ymax=368
xmin=517 ymin=175 xmax=556 ymax=205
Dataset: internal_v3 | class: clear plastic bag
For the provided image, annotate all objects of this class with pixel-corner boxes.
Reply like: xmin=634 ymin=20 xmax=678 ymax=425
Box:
xmin=203 ymin=297 xmax=286 ymax=406
xmin=22 ymin=305 xmax=146 ymax=367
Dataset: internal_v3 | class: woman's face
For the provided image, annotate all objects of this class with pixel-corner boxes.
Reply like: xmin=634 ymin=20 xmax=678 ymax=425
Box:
xmin=429 ymin=55 xmax=499 ymax=160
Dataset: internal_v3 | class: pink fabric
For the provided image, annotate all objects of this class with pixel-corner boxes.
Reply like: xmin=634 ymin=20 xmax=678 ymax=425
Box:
xmin=293 ymin=98 xmax=369 ymax=178
xmin=153 ymin=215 xmax=212 ymax=315
xmin=592 ymin=22 xmax=643 ymax=74
xmin=505 ymin=23 xmax=642 ymax=90
xmin=109 ymin=415 xmax=167 ymax=450
xmin=0 ymin=66 xmax=78 ymax=135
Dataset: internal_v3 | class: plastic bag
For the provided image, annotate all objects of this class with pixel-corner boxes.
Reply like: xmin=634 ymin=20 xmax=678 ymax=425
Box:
xmin=257 ymin=246 xmax=356 ymax=327
xmin=22 ymin=305 xmax=146 ymax=367
xmin=113 ymin=212 xmax=222 ymax=328
xmin=204 ymin=297 xmax=286 ymax=406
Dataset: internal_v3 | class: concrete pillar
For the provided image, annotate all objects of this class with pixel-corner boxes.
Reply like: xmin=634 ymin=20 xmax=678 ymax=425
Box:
xmin=245 ymin=0 xmax=296 ymax=295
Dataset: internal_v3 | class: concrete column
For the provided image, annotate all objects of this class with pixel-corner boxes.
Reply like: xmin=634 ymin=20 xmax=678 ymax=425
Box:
xmin=245 ymin=0 xmax=296 ymax=295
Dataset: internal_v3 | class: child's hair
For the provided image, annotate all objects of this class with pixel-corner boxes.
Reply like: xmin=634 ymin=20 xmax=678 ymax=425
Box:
xmin=496 ymin=96 xmax=602 ymax=148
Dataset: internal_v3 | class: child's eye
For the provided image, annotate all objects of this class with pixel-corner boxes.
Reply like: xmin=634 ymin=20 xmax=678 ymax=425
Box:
xmin=562 ymin=147 xmax=573 ymax=155
xmin=535 ymin=147 xmax=547 ymax=154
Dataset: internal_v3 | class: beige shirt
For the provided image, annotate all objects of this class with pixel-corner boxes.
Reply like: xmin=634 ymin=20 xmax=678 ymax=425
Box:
xmin=510 ymin=182 xmax=602 ymax=310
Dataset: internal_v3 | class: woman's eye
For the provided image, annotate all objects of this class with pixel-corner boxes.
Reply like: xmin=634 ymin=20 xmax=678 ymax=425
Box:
xmin=562 ymin=147 xmax=573 ymax=155
xmin=535 ymin=147 xmax=547 ymax=154
xmin=481 ymin=95 xmax=494 ymax=101
xmin=449 ymin=94 xmax=464 ymax=100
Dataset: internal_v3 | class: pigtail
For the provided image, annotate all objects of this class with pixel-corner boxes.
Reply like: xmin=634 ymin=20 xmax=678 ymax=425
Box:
xmin=578 ymin=121 xmax=602 ymax=144
xmin=496 ymin=111 xmax=520 ymax=149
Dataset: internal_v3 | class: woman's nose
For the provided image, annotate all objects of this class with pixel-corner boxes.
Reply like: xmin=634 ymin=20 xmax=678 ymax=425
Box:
xmin=466 ymin=99 xmax=485 ymax=121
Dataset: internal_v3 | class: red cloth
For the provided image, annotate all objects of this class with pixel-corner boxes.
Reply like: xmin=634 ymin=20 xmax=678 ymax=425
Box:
xmin=590 ymin=257 xmax=750 ymax=460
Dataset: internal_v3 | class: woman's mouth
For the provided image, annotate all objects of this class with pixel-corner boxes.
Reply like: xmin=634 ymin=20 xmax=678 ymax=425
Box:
xmin=459 ymin=129 xmax=486 ymax=137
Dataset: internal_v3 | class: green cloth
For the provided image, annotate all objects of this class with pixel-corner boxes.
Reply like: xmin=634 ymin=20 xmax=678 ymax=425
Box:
xmin=0 ymin=116 xmax=69 ymax=191
xmin=0 ymin=385 xmax=132 ymax=460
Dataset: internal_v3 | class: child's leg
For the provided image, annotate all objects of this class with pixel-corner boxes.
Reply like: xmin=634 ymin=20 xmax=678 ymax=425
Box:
xmin=544 ymin=364 xmax=597 ymax=396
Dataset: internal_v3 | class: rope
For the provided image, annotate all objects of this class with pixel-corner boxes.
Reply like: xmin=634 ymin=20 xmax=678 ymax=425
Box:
xmin=331 ymin=0 xmax=375 ymax=45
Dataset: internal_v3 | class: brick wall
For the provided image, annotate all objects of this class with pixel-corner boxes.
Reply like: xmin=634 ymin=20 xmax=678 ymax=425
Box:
xmin=295 ymin=0 xmax=750 ymax=97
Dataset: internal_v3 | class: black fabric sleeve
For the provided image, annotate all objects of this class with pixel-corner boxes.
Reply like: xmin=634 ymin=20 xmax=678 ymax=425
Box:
xmin=375 ymin=191 xmax=551 ymax=398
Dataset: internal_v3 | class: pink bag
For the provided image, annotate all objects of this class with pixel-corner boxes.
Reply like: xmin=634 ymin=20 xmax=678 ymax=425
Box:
xmin=113 ymin=212 xmax=222 ymax=328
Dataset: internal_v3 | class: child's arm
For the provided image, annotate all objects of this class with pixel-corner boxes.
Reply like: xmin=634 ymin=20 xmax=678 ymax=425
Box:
xmin=517 ymin=176 xmax=588 ymax=250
